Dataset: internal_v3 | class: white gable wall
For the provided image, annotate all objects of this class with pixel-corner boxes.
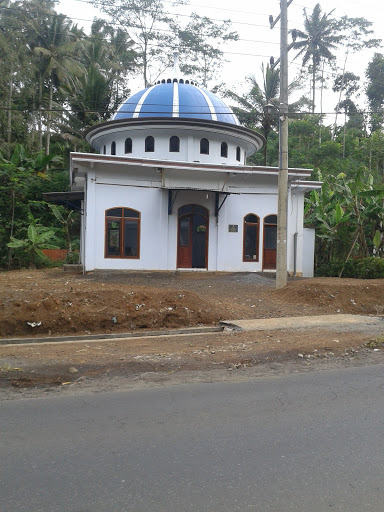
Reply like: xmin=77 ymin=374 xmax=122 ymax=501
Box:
xmin=81 ymin=165 xmax=312 ymax=274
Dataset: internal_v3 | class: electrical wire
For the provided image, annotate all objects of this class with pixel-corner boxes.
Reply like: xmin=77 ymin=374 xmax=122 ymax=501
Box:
xmin=0 ymin=3 xmax=379 ymax=89
xmin=0 ymin=4 xmax=274 ymax=30
xmin=54 ymin=0 xmax=273 ymax=18
xmin=0 ymin=104 xmax=379 ymax=116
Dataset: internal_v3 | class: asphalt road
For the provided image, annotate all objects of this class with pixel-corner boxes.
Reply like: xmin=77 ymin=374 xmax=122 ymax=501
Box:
xmin=1 ymin=364 xmax=384 ymax=512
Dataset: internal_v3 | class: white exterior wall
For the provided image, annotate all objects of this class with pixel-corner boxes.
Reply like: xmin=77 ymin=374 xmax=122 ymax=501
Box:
xmin=81 ymin=166 xmax=313 ymax=273
xmin=83 ymin=177 xmax=287 ymax=272
xmin=77 ymin=156 xmax=315 ymax=273
xmin=216 ymin=193 xmax=277 ymax=272
xmin=286 ymin=188 xmax=314 ymax=277
xmin=93 ymin=125 xmax=249 ymax=166
xmin=287 ymin=187 xmax=304 ymax=276
xmin=302 ymin=228 xmax=315 ymax=278
xmin=84 ymin=183 xmax=168 ymax=271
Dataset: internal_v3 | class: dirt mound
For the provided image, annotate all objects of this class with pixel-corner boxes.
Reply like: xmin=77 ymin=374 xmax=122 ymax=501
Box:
xmin=272 ymin=278 xmax=384 ymax=316
xmin=0 ymin=271 xmax=219 ymax=338
xmin=1 ymin=270 xmax=384 ymax=339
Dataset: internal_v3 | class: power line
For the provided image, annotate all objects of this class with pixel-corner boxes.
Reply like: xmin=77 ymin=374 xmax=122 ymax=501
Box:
xmin=1 ymin=4 xmax=379 ymax=64
xmin=0 ymin=104 xmax=379 ymax=116
xmin=56 ymin=0 xmax=273 ymax=18
xmin=0 ymin=4 xmax=379 ymax=90
xmin=0 ymin=4 xmax=273 ymax=30
xmin=0 ymin=5 xmax=280 ymax=46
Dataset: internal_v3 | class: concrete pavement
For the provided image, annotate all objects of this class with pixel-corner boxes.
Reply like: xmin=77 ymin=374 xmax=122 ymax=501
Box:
xmin=221 ymin=313 xmax=384 ymax=331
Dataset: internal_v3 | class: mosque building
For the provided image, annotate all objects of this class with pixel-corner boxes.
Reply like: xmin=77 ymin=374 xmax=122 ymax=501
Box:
xmin=59 ymin=54 xmax=321 ymax=275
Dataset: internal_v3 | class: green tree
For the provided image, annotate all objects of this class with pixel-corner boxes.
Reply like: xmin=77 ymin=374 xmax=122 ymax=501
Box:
xmin=68 ymin=19 xmax=136 ymax=138
xmin=293 ymin=3 xmax=341 ymax=113
xmin=305 ymin=170 xmax=384 ymax=267
xmin=48 ymin=204 xmax=76 ymax=253
xmin=94 ymin=0 xmax=181 ymax=87
xmin=7 ymin=218 xmax=59 ymax=268
xmin=31 ymin=13 xmax=85 ymax=155
xmin=0 ymin=144 xmax=62 ymax=267
xmin=177 ymin=14 xmax=238 ymax=88
xmin=366 ymin=53 xmax=384 ymax=131
xmin=226 ymin=65 xmax=308 ymax=165
xmin=225 ymin=66 xmax=279 ymax=165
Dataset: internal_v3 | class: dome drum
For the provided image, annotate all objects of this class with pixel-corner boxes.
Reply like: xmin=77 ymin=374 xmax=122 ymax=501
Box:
xmin=86 ymin=118 xmax=264 ymax=165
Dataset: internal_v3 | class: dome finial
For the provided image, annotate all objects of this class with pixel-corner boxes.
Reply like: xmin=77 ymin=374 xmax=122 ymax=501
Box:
xmin=173 ymin=50 xmax=180 ymax=80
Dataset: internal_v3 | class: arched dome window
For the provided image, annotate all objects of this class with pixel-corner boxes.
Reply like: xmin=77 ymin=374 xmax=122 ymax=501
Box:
xmin=169 ymin=136 xmax=180 ymax=152
xmin=111 ymin=141 xmax=116 ymax=155
xmin=145 ymin=136 xmax=155 ymax=152
xmin=221 ymin=142 xmax=228 ymax=158
xmin=125 ymin=138 xmax=132 ymax=154
xmin=103 ymin=145 xmax=106 ymax=155
xmin=236 ymin=146 xmax=241 ymax=162
xmin=200 ymin=138 xmax=209 ymax=155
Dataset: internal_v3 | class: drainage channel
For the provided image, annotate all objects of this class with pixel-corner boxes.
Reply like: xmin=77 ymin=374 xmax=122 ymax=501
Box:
xmin=0 ymin=326 xmax=224 ymax=346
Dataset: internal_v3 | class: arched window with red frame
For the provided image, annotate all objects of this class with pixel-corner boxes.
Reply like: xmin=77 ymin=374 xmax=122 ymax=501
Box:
xmin=105 ymin=208 xmax=140 ymax=259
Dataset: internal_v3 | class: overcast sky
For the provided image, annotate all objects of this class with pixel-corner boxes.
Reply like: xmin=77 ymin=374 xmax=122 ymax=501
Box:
xmin=58 ymin=0 xmax=383 ymax=123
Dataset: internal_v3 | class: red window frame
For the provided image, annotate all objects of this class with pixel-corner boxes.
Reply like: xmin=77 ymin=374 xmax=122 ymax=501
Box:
xmin=105 ymin=207 xmax=141 ymax=259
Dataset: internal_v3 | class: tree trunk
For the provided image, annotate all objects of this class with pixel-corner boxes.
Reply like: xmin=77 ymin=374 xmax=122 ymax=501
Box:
xmin=263 ymin=131 xmax=269 ymax=166
xmin=7 ymin=188 xmax=15 ymax=269
xmin=31 ymin=92 xmax=36 ymax=149
xmin=143 ymin=40 xmax=148 ymax=87
xmin=319 ymin=61 xmax=324 ymax=145
xmin=7 ymin=62 xmax=14 ymax=158
xmin=312 ymin=58 xmax=316 ymax=114
xmin=38 ymin=73 xmax=43 ymax=153
xmin=45 ymin=81 xmax=53 ymax=157
xmin=65 ymin=224 xmax=72 ymax=253
xmin=203 ymin=53 xmax=208 ymax=89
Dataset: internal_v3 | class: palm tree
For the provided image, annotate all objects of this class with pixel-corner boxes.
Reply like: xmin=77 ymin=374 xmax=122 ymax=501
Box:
xmin=31 ymin=14 xmax=85 ymax=155
xmin=225 ymin=64 xmax=280 ymax=165
xmin=293 ymin=3 xmax=341 ymax=113
xmin=226 ymin=64 xmax=308 ymax=165
xmin=66 ymin=20 xmax=136 ymax=145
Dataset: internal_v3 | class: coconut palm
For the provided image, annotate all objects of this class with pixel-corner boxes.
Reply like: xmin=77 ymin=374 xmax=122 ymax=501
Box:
xmin=225 ymin=64 xmax=280 ymax=165
xmin=226 ymin=64 xmax=308 ymax=165
xmin=293 ymin=3 xmax=341 ymax=113
xmin=65 ymin=20 xmax=136 ymax=148
xmin=31 ymin=14 xmax=85 ymax=155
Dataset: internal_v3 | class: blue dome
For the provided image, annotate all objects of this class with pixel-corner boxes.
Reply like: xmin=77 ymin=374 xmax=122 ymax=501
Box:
xmin=114 ymin=81 xmax=240 ymax=125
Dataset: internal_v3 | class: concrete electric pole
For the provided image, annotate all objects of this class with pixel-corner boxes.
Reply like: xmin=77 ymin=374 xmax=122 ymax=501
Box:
xmin=270 ymin=0 xmax=289 ymax=289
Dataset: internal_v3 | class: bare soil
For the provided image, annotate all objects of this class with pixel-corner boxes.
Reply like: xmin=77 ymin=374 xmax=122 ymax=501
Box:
xmin=1 ymin=269 xmax=384 ymax=395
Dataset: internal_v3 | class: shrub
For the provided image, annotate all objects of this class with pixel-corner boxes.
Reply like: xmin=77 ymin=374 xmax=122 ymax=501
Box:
xmin=65 ymin=252 xmax=79 ymax=264
xmin=356 ymin=257 xmax=384 ymax=279
xmin=316 ymin=261 xmax=343 ymax=277
xmin=317 ymin=258 xmax=384 ymax=279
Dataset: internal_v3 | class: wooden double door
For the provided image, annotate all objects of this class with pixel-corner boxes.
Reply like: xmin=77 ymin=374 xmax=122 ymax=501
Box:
xmin=177 ymin=205 xmax=208 ymax=269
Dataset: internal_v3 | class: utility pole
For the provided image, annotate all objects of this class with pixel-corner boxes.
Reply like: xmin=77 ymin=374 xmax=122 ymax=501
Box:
xmin=273 ymin=0 xmax=289 ymax=289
